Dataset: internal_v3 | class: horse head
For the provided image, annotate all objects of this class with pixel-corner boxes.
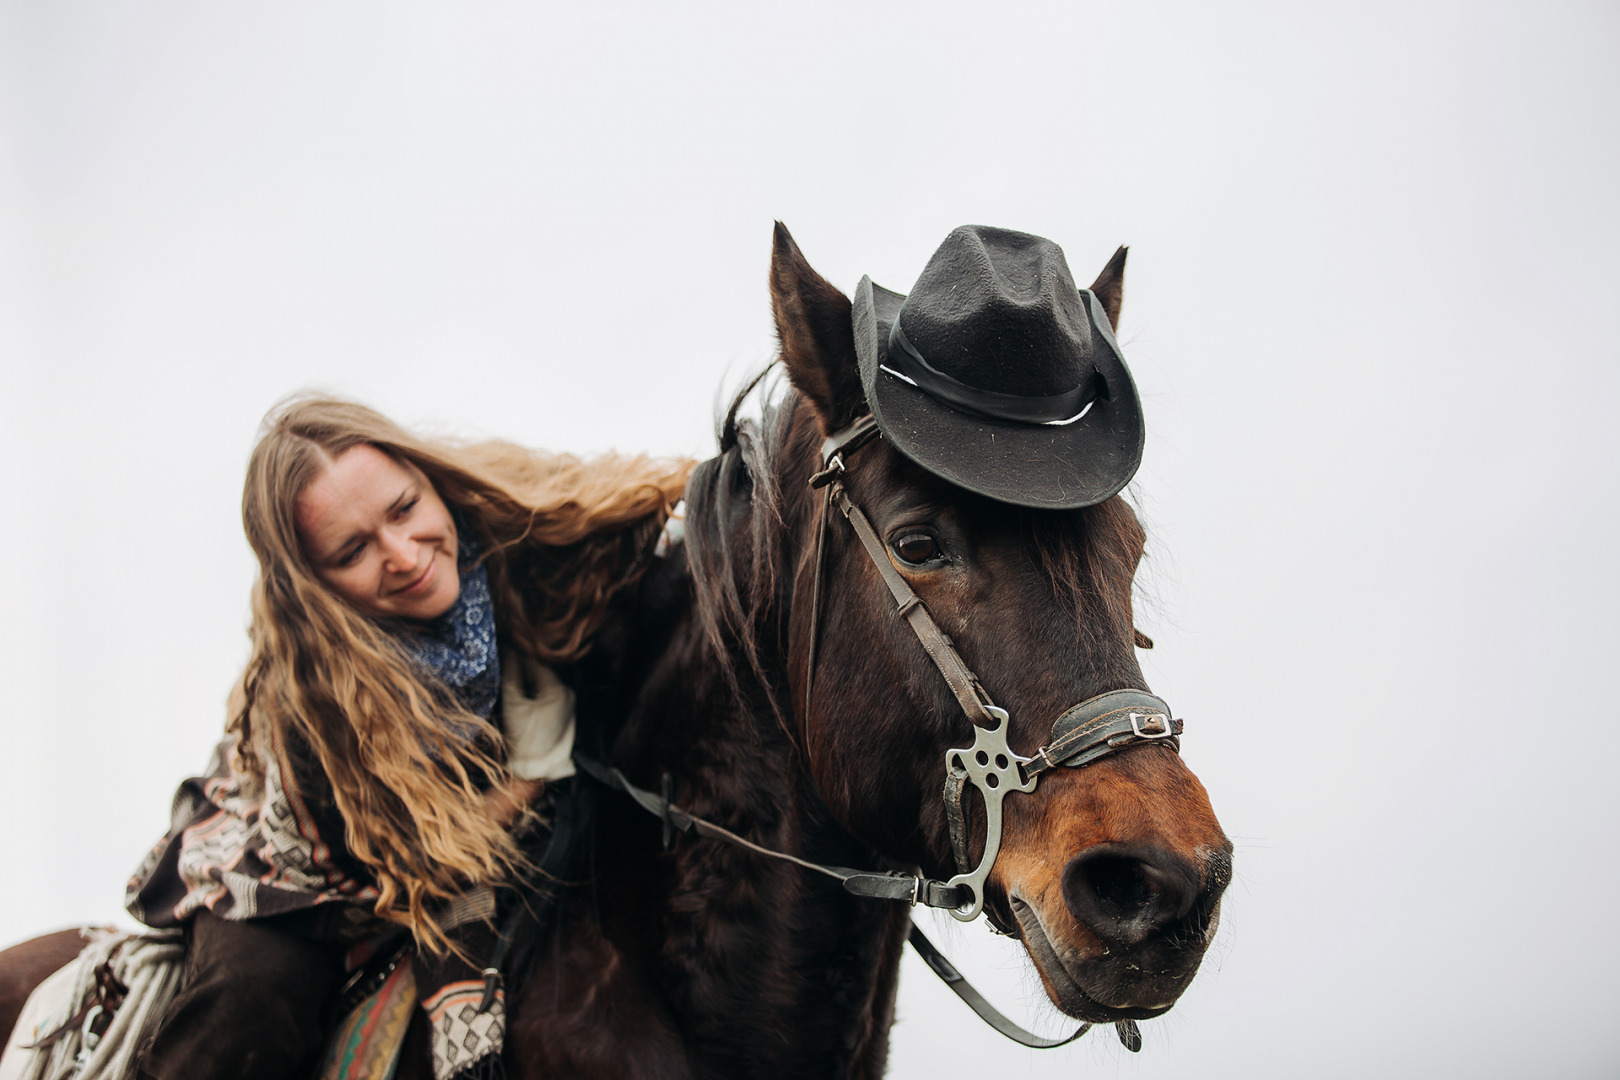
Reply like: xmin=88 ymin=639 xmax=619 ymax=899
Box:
xmin=765 ymin=223 xmax=1231 ymax=1025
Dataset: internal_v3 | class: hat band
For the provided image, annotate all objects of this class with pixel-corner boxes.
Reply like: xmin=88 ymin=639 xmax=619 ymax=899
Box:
xmin=886 ymin=320 xmax=1101 ymax=425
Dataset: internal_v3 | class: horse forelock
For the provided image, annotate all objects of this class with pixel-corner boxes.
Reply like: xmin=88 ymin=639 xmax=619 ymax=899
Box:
xmin=1024 ymin=496 xmax=1146 ymax=654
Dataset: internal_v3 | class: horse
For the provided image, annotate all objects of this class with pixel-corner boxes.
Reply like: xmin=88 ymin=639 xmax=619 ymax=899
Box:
xmin=0 ymin=224 xmax=1230 ymax=1079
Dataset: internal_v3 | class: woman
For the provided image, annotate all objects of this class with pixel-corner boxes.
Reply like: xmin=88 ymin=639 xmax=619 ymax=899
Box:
xmin=124 ymin=396 xmax=690 ymax=1080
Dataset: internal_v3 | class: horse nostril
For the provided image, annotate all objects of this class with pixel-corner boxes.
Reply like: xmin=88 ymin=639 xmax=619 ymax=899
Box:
xmin=1062 ymin=845 xmax=1202 ymax=948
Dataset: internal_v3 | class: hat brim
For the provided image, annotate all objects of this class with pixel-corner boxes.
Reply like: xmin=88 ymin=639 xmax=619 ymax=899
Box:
xmin=852 ymin=276 xmax=1145 ymax=510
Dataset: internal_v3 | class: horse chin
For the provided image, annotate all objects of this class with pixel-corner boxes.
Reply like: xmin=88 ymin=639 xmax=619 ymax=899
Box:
xmin=1008 ymin=894 xmax=1195 ymax=1024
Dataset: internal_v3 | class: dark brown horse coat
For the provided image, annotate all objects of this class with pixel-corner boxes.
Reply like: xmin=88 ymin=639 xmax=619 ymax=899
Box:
xmin=1 ymin=225 xmax=1230 ymax=1079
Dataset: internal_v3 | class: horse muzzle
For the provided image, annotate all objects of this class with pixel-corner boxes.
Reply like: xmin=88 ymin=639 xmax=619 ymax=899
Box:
xmin=1007 ymin=841 xmax=1231 ymax=1020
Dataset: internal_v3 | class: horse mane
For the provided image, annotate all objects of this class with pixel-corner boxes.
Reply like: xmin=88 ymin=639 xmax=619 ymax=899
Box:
xmin=681 ymin=366 xmax=805 ymax=732
xmin=680 ymin=366 xmax=1148 ymax=729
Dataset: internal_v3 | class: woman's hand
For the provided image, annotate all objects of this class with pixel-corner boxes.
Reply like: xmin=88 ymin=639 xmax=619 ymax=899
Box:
xmin=482 ymin=777 xmax=545 ymax=828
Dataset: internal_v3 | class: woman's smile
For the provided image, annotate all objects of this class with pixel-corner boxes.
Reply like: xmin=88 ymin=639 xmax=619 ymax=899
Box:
xmin=391 ymin=553 xmax=439 ymax=597
xmin=295 ymin=443 xmax=462 ymax=620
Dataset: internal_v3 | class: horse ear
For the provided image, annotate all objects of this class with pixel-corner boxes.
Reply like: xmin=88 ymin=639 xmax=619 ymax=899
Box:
xmin=770 ymin=222 xmax=863 ymax=432
xmin=1089 ymin=245 xmax=1128 ymax=330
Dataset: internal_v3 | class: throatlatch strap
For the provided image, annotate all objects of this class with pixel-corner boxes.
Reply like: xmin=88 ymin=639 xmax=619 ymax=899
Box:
xmin=804 ymin=413 xmax=882 ymax=722
xmin=802 ymin=480 xmax=834 ymax=722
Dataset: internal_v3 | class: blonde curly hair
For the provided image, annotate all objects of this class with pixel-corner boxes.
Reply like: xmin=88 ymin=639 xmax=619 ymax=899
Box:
xmin=229 ymin=395 xmax=691 ymax=950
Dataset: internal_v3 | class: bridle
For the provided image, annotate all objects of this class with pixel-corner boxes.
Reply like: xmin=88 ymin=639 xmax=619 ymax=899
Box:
xmin=577 ymin=409 xmax=1186 ymax=1051
xmin=803 ymin=412 xmax=1184 ymax=926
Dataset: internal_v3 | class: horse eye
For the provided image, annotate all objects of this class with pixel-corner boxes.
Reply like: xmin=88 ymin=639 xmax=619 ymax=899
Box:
xmin=891 ymin=532 xmax=941 ymax=566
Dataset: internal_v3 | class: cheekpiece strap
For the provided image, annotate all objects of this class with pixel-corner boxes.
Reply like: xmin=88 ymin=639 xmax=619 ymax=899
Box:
xmin=829 ymin=485 xmax=999 ymax=728
xmin=810 ymin=412 xmax=998 ymax=730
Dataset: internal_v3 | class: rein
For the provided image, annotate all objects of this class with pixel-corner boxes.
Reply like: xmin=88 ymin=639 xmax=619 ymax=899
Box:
xmin=573 ymin=753 xmax=1091 ymax=1049
xmin=583 ymin=411 xmax=1185 ymax=1053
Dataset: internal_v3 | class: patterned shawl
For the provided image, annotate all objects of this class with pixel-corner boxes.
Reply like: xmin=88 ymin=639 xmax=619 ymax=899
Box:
xmin=127 ymin=532 xmax=524 ymax=1078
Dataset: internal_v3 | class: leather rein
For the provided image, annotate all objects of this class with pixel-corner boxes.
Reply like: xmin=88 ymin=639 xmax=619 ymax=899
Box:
xmin=579 ymin=411 xmax=1185 ymax=1052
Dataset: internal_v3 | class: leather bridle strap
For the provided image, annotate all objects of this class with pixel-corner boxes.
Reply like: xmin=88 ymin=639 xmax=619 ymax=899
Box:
xmin=574 ymin=752 xmax=1096 ymax=1050
xmin=803 ymin=415 xmax=881 ymax=722
xmin=907 ymin=923 xmax=1092 ymax=1048
xmin=806 ymin=414 xmax=998 ymax=730
xmin=573 ymin=753 xmax=968 ymax=909
xmin=1021 ymin=690 xmax=1182 ymax=781
xmin=827 ymin=485 xmax=998 ymax=727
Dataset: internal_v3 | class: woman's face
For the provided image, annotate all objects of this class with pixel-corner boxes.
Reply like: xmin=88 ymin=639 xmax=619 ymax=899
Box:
xmin=295 ymin=444 xmax=461 ymax=621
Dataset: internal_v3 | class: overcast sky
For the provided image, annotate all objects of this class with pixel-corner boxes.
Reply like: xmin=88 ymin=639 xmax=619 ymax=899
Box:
xmin=2 ymin=3 xmax=1617 ymax=1077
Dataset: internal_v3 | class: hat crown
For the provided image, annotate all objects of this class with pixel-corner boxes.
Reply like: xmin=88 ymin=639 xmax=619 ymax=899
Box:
xmin=850 ymin=223 xmax=1144 ymax=510
xmin=897 ymin=226 xmax=1095 ymax=398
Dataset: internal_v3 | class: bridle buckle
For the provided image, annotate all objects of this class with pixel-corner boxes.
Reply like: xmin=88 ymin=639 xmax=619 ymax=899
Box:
xmin=1129 ymin=711 xmax=1174 ymax=739
xmin=808 ymin=453 xmax=846 ymax=489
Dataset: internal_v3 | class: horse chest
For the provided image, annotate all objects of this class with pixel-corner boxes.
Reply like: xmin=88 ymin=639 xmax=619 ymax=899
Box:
xmin=506 ymin=799 xmax=909 ymax=1079
xmin=659 ymin=848 xmax=911 ymax=1079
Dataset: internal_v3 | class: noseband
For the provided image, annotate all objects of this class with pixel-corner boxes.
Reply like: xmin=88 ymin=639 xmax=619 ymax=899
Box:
xmin=803 ymin=413 xmax=1184 ymax=925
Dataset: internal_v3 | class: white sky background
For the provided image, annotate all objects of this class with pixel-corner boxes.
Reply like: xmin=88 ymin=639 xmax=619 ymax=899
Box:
xmin=2 ymin=2 xmax=1617 ymax=1076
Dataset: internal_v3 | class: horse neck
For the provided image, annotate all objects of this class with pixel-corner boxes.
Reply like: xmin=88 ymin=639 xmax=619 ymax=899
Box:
xmin=605 ymin=438 xmax=910 ymax=1079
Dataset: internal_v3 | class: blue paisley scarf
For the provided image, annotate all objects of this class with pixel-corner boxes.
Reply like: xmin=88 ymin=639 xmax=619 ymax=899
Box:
xmin=395 ymin=524 xmax=501 ymax=721
xmin=389 ymin=526 xmax=511 ymax=1078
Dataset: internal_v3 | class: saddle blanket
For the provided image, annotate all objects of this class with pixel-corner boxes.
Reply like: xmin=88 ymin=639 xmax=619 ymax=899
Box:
xmin=0 ymin=931 xmax=416 ymax=1080
xmin=317 ymin=960 xmax=417 ymax=1080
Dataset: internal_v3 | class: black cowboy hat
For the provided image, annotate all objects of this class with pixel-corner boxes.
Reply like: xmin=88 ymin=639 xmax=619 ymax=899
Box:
xmin=852 ymin=225 xmax=1143 ymax=510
